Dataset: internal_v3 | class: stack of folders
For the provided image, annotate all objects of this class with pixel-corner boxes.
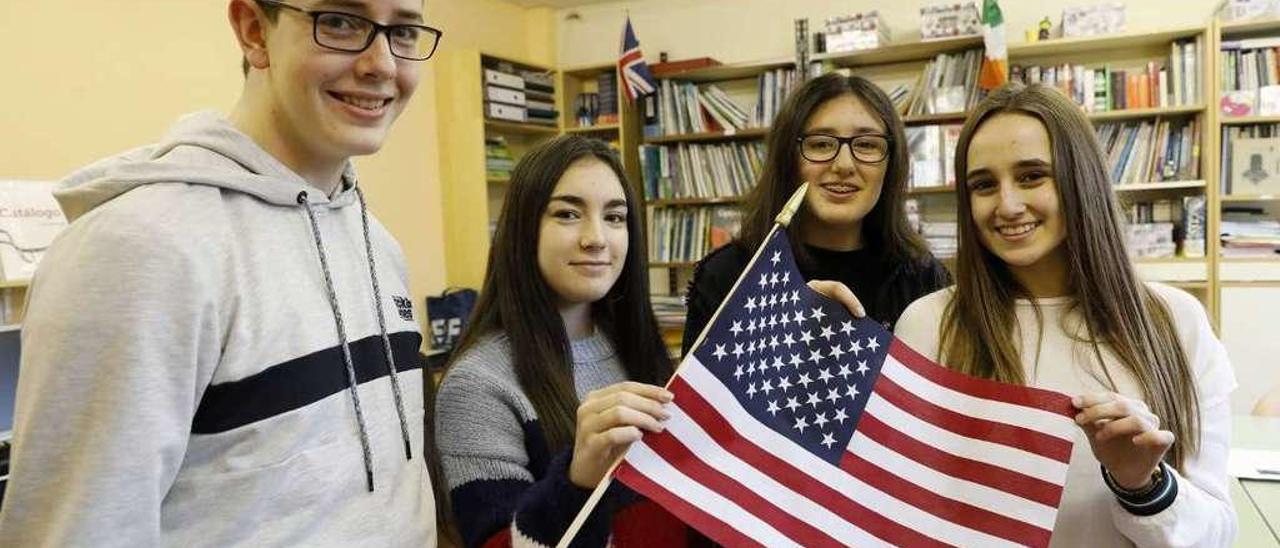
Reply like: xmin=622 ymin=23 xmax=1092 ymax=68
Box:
xmin=482 ymin=65 xmax=558 ymax=125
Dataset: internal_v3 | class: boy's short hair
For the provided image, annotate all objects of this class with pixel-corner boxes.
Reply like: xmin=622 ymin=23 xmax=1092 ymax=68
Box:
xmin=241 ymin=1 xmax=281 ymax=76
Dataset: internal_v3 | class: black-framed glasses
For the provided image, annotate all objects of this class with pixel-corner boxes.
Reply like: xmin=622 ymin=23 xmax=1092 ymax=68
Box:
xmin=258 ymin=0 xmax=443 ymax=61
xmin=797 ymin=133 xmax=891 ymax=164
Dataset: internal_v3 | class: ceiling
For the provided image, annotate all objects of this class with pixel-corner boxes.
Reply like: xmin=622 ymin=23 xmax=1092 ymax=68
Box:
xmin=503 ymin=0 xmax=626 ymax=7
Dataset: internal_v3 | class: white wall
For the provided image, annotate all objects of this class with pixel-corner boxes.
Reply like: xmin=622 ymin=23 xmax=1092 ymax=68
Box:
xmin=555 ymin=0 xmax=1224 ymax=68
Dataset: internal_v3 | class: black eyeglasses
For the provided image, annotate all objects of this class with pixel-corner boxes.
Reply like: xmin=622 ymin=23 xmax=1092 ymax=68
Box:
xmin=258 ymin=0 xmax=443 ymax=61
xmin=797 ymin=133 xmax=891 ymax=164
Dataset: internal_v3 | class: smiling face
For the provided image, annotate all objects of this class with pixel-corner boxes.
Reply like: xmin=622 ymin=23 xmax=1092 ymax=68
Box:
xmin=537 ymin=159 xmax=630 ymax=310
xmin=964 ymin=112 xmax=1069 ymax=291
xmin=255 ymin=0 xmax=423 ymax=165
xmin=796 ymin=93 xmax=888 ymax=250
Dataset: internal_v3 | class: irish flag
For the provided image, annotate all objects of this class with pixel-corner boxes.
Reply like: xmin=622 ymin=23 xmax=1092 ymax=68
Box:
xmin=978 ymin=0 xmax=1008 ymax=90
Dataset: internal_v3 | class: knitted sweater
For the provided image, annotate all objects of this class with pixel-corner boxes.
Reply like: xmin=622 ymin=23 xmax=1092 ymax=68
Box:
xmin=435 ymin=332 xmax=699 ymax=548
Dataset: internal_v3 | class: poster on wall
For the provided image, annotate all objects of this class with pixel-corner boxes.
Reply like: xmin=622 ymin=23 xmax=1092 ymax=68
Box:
xmin=0 ymin=181 xmax=68 ymax=282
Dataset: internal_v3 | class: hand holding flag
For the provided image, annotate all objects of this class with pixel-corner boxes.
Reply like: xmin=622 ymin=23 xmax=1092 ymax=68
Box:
xmin=559 ymin=183 xmax=1079 ymax=547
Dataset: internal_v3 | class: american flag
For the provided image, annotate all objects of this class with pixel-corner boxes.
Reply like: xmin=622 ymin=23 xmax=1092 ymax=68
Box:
xmin=614 ymin=228 xmax=1079 ymax=547
xmin=618 ymin=16 xmax=656 ymax=102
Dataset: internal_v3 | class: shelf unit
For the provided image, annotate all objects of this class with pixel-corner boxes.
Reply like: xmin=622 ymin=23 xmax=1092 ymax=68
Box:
xmin=438 ymin=53 xmax=644 ymax=289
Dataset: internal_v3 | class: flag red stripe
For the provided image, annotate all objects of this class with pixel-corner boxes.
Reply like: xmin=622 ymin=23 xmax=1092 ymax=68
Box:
xmin=620 ymin=50 xmax=643 ymax=64
xmin=668 ymin=376 xmax=949 ymax=548
xmin=857 ymin=413 xmax=1066 ymax=508
xmin=889 ymin=339 xmax=1076 ymax=418
xmin=873 ymin=375 xmax=1074 ymax=463
xmin=615 ymin=462 xmax=764 ymax=548
xmin=643 ymin=430 xmax=845 ymax=547
xmin=838 ymin=451 xmax=1054 ymax=547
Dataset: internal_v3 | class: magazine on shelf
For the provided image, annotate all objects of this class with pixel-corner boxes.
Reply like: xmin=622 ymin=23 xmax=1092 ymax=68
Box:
xmin=0 ymin=180 xmax=67 ymax=282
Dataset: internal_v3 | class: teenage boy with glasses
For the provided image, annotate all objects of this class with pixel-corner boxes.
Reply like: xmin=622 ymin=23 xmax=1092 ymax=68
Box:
xmin=0 ymin=1 xmax=441 ymax=545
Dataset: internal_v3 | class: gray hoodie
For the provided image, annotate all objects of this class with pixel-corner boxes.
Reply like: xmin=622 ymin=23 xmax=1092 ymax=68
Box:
xmin=0 ymin=112 xmax=436 ymax=547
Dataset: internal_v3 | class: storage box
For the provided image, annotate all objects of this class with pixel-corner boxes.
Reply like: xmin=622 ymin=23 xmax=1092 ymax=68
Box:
xmin=822 ymin=11 xmax=891 ymax=53
xmin=484 ymin=68 xmax=524 ymax=90
xmin=485 ymin=85 xmax=526 ymax=106
xmin=486 ymin=102 xmax=527 ymax=122
xmin=1061 ymin=3 xmax=1125 ymax=38
xmin=920 ymin=2 xmax=980 ymax=41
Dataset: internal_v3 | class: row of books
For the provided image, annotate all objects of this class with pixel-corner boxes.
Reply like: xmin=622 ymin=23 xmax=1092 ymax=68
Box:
xmin=1123 ymin=196 xmax=1206 ymax=258
xmin=484 ymin=137 xmax=515 ymax=181
xmin=1220 ymin=36 xmax=1280 ymax=93
xmin=638 ymin=141 xmax=765 ymax=200
xmin=1220 ymin=123 xmax=1280 ymax=195
xmin=906 ymin=49 xmax=983 ymax=116
xmin=651 ymin=69 xmax=797 ymax=137
xmin=648 ymin=207 xmax=742 ymax=264
xmin=1010 ymin=40 xmax=1200 ymax=111
xmin=905 ymin=124 xmax=961 ymax=189
xmin=1095 ymin=118 xmax=1202 ymax=185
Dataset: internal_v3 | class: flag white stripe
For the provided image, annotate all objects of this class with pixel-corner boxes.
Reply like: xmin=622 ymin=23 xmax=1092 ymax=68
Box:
xmin=863 ymin=393 xmax=1070 ymax=480
xmin=625 ymin=441 xmax=802 ymax=548
xmin=661 ymin=404 xmax=891 ymax=547
xmin=848 ymin=431 xmax=1059 ymax=529
xmin=624 ymin=69 xmax=655 ymax=94
xmin=880 ymin=357 xmax=1077 ymax=442
xmin=678 ymin=357 xmax=1023 ymax=548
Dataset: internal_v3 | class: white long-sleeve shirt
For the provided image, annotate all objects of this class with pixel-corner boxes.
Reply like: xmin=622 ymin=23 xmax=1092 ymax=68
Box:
xmin=895 ymin=282 xmax=1237 ymax=547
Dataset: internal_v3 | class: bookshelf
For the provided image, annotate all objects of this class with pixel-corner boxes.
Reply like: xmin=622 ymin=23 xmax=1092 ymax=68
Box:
xmin=437 ymin=51 xmax=561 ymax=288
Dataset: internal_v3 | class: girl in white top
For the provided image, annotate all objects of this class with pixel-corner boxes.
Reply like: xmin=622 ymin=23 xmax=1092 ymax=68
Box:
xmin=895 ymin=83 xmax=1237 ymax=547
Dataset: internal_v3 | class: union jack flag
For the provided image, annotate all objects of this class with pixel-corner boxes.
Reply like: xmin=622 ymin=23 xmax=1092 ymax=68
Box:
xmin=613 ymin=227 xmax=1080 ymax=547
xmin=618 ymin=16 xmax=657 ymax=102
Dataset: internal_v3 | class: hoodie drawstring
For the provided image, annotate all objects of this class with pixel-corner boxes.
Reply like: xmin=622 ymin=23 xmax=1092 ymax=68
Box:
xmin=297 ymin=190 xmax=377 ymax=492
xmin=354 ymin=186 xmax=414 ymax=461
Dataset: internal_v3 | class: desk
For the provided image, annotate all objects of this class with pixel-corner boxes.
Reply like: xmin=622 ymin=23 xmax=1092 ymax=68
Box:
xmin=1233 ymin=415 xmax=1280 ymax=547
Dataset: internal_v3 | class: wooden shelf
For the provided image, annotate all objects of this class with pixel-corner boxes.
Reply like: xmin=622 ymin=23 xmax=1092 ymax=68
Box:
xmin=648 ymin=197 xmax=745 ymax=207
xmin=907 ymin=186 xmax=956 ymax=195
xmin=1087 ymin=105 xmax=1205 ymax=121
xmin=1007 ymin=25 xmax=1206 ymax=59
xmin=1113 ymin=180 xmax=1207 ymax=192
xmin=1134 ymin=257 xmax=1208 ymax=264
xmin=644 ymin=127 xmax=770 ymax=144
xmin=657 ymin=57 xmax=794 ymax=83
xmin=903 ymin=112 xmax=967 ymax=125
xmin=650 ymin=261 xmax=699 ymax=269
xmin=1221 ymin=115 xmax=1280 ymax=125
xmin=484 ymin=120 xmax=559 ymax=135
xmin=561 ymin=63 xmax=614 ymax=77
xmin=486 ymin=177 xmax=509 ymax=185
xmin=814 ymin=35 xmax=983 ymax=67
xmin=0 ymin=279 xmax=29 ymax=289
xmin=1221 ymin=257 xmax=1280 ymax=263
xmin=1222 ymin=193 xmax=1280 ymax=202
xmin=564 ymin=123 xmax=619 ymax=133
xmin=1220 ymin=17 xmax=1280 ymax=36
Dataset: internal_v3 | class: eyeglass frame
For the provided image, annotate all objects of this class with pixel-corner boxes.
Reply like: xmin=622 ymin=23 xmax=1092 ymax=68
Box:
xmin=257 ymin=0 xmax=443 ymax=61
xmin=796 ymin=133 xmax=893 ymax=164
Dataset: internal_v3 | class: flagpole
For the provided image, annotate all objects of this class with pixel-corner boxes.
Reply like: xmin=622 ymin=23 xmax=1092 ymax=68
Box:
xmin=553 ymin=183 xmax=809 ymax=548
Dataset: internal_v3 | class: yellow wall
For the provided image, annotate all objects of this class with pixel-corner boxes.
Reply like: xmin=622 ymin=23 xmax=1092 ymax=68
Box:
xmin=0 ymin=0 xmax=551 ymax=342
xmin=554 ymin=0 xmax=1225 ymax=67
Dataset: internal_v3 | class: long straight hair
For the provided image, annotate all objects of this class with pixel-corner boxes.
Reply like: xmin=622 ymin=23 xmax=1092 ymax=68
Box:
xmin=447 ymin=135 xmax=673 ymax=452
xmin=737 ymin=73 xmax=930 ymax=268
xmin=941 ymin=83 xmax=1199 ymax=468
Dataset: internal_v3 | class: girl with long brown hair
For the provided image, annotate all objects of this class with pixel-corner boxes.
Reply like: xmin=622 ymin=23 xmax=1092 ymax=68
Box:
xmin=682 ymin=73 xmax=951 ymax=354
xmin=433 ymin=135 xmax=708 ymax=547
xmin=896 ymin=83 xmax=1236 ymax=545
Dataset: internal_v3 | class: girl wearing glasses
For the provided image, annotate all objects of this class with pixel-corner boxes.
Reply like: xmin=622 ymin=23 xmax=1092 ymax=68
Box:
xmin=682 ymin=73 xmax=950 ymax=354
xmin=895 ymin=83 xmax=1236 ymax=545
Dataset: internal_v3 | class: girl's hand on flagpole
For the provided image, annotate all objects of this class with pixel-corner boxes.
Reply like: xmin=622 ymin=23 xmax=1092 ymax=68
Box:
xmin=807 ymin=280 xmax=866 ymax=318
xmin=1072 ymin=392 xmax=1174 ymax=490
xmin=569 ymin=381 xmax=674 ymax=489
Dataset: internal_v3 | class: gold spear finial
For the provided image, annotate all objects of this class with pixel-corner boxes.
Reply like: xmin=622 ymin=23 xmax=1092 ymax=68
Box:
xmin=773 ymin=182 xmax=809 ymax=227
